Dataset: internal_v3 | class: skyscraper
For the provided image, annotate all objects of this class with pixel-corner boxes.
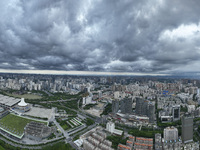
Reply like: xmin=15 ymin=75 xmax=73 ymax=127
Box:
xmin=120 ymin=98 xmax=132 ymax=114
xmin=135 ymin=97 xmax=155 ymax=123
xmin=142 ymin=100 xmax=149 ymax=115
xmin=114 ymin=98 xmax=133 ymax=114
xmin=112 ymin=99 xmax=119 ymax=114
xmin=172 ymin=105 xmax=180 ymax=121
xmin=125 ymin=98 xmax=132 ymax=114
xmin=148 ymin=102 xmax=155 ymax=123
xmin=120 ymin=100 xmax=125 ymax=114
xmin=135 ymin=97 xmax=144 ymax=115
xmin=182 ymin=115 xmax=193 ymax=143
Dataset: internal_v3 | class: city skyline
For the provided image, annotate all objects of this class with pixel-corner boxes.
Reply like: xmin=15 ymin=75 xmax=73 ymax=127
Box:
xmin=0 ymin=0 xmax=200 ymax=75
xmin=0 ymin=70 xmax=199 ymax=149
xmin=0 ymin=69 xmax=168 ymax=76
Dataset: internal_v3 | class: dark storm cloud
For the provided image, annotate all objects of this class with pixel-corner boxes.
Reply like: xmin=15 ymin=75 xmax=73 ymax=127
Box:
xmin=0 ymin=0 xmax=200 ymax=73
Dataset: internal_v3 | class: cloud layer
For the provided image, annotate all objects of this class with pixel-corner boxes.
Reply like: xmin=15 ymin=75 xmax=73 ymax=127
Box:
xmin=0 ymin=0 xmax=200 ymax=73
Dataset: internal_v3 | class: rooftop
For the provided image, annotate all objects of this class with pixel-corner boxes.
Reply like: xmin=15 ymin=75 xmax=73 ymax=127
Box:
xmin=18 ymin=98 xmax=27 ymax=107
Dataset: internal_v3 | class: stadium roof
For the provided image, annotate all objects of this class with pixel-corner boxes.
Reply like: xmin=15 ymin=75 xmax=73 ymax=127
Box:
xmin=18 ymin=98 xmax=27 ymax=107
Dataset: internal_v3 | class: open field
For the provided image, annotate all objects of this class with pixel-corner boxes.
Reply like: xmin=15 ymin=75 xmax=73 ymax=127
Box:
xmin=5 ymin=93 xmax=42 ymax=99
xmin=24 ymin=107 xmax=54 ymax=119
xmin=0 ymin=114 xmax=47 ymax=137
xmin=0 ymin=145 xmax=5 ymax=150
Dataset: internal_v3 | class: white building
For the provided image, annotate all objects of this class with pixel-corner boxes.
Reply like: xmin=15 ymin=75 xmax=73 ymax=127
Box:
xmin=18 ymin=98 xmax=28 ymax=107
xmin=114 ymin=91 xmax=119 ymax=99
xmin=164 ymin=126 xmax=178 ymax=142
xmin=82 ymin=96 xmax=92 ymax=105
xmin=106 ymin=122 xmax=115 ymax=133
xmin=188 ymin=105 xmax=195 ymax=113
xmin=99 ymin=91 xmax=102 ymax=98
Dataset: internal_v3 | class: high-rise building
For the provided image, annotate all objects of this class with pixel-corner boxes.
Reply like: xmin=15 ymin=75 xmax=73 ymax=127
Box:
xmin=120 ymin=100 xmax=126 ymax=114
xmin=98 ymin=91 xmax=102 ymax=98
xmin=114 ymin=91 xmax=119 ymax=99
xmin=142 ymin=100 xmax=149 ymax=115
xmin=148 ymin=102 xmax=155 ymax=123
xmin=125 ymin=98 xmax=132 ymax=114
xmin=106 ymin=122 xmax=115 ymax=133
xmin=182 ymin=115 xmax=193 ymax=143
xmin=172 ymin=105 xmax=180 ymax=121
xmin=135 ymin=98 xmax=155 ymax=123
xmin=112 ymin=99 xmax=119 ymax=114
xmin=120 ymin=98 xmax=132 ymax=114
xmin=135 ymin=97 xmax=144 ymax=115
xmin=164 ymin=126 xmax=178 ymax=142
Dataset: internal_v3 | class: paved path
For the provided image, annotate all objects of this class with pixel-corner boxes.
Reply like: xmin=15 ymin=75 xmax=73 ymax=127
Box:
xmin=53 ymin=120 xmax=70 ymax=139
xmin=68 ymin=124 xmax=86 ymax=135
xmin=71 ymin=123 xmax=97 ymax=139
xmin=40 ymin=98 xmax=78 ymax=103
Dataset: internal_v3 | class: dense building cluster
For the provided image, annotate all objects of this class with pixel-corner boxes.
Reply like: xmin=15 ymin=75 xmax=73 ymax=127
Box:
xmin=0 ymin=74 xmax=200 ymax=149
xmin=118 ymin=136 xmax=153 ymax=150
xmin=82 ymin=127 xmax=114 ymax=150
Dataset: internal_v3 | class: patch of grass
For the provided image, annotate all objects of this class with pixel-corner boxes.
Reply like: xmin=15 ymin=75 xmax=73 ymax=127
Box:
xmin=128 ymin=128 xmax=162 ymax=138
xmin=84 ymin=118 xmax=94 ymax=126
xmin=106 ymin=135 xmax=127 ymax=149
xmin=0 ymin=145 xmax=5 ymax=150
xmin=5 ymin=92 xmax=42 ymax=99
xmin=83 ymin=104 xmax=97 ymax=110
xmin=56 ymin=118 xmax=72 ymax=131
xmin=73 ymin=135 xmax=80 ymax=141
xmin=0 ymin=114 xmax=47 ymax=136
xmin=194 ymin=117 xmax=200 ymax=122
xmin=42 ymin=142 xmax=75 ymax=150
xmin=61 ymin=124 xmax=71 ymax=130
xmin=157 ymin=120 xmax=181 ymax=127
xmin=63 ymin=100 xmax=79 ymax=110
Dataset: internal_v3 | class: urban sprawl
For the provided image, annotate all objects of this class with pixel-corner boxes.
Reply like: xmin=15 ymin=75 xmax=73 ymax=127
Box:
xmin=0 ymin=73 xmax=199 ymax=150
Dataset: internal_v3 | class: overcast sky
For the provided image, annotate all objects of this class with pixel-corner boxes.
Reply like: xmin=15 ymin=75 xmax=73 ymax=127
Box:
xmin=0 ymin=0 xmax=200 ymax=75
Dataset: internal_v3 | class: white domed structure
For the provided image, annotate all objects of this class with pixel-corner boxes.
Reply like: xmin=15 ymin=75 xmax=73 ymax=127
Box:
xmin=14 ymin=98 xmax=31 ymax=113
xmin=18 ymin=98 xmax=28 ymax=107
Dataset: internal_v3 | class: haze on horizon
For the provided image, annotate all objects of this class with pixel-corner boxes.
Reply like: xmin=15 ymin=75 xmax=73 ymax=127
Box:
xmin=0 ymin=0 xmax=200 ymax=75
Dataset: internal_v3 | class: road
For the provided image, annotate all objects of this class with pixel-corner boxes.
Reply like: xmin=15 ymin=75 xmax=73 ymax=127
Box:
xmin=53 ymin=120 xmax=70 ymax=139
xmin=57 ymin=100 xmax=102 ymax=125
xmin=52 ymin=119 xmax=79 ymax=149
xmin=42 ymin=90 xmax=53 ymax=96
xmin=68 ymin=123 xmax=98 ymax=150
xmin=71 ymin=123 xmax=97 ymax=139
xmin=68 ymin=124 xmax=86 ymax=135
xmin=77 ymin=99 xmax=102 ymax=124
xmin=0 ymin=92 xmax=101 ymax=150
xmin=40 ymin=98 xmax=78 ymax=103
xmin=45 ymin=97 xmax=101 ymax=149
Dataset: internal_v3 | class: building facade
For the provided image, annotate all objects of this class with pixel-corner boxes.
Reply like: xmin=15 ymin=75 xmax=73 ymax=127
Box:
xmin=172 ymin=105 xmax=180 ymax=121
xmin=182 ymin=115 xmax=193 ymax=143
xmin=164 ymin=126 xmax=178 ymax=142
xmin=106 ymin=122 xmax=115 ymax=133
